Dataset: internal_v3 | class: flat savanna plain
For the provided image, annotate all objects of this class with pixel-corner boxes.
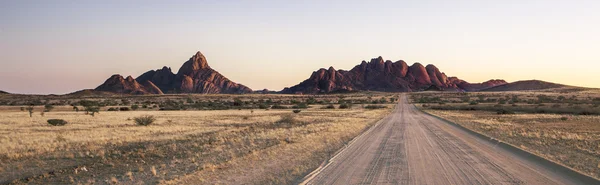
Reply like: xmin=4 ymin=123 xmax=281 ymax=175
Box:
xmin=413 ymin=88 xmax=600 ymax=179
xmin=0 ymin=93 xmax=395 ymax=184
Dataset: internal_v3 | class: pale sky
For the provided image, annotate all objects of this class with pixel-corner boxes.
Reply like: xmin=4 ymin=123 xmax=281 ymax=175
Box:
xmin=1 ymin=0 xmax=599 ymax=94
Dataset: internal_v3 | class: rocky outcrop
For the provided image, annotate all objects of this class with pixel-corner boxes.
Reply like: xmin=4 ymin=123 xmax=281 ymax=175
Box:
xmin=95 ymin=75 xmax=162 ymax=95
xmin=95 ymin=51 xmax=252 ymax=94
xmin=136 ymin=66 xmax=176 ymax=93
xmin=282 ymin=56 xmax=507 ymax=94
xmin=173 ymin=52 xmax=253 ymax=94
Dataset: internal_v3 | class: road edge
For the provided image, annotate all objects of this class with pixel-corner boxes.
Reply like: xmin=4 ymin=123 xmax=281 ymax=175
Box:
xmin=415 ymin=105 xmax=600 ymax=184
xmin=297 ymin=104 xmax=396 ymax=185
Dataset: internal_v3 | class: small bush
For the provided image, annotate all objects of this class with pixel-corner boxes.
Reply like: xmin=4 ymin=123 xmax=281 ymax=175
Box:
xmin=560 ymin=117 xmax=568 ymax=121
xmin=47 ymin=119 xmax=68 ymax=126
xmin=258 ymin=104 xmax=269 ymax=109
xmin=469 ymin=101 xmax=479 ymax=105
xmin=292 ymin=109 xmax=301 ymax=113
xmin=339 ymin=103 xmax=352 ymax=109
xmin=365 ymin=105 xmax=386 ymax=109
xmin=496 ymin=109 xmax=514 ymax=115
xmin=271 ymin=104 xmax=288 ymax=109
xmin=107 ymin=107 xmax=118 ymax=111
xmin=293 ymin=103 xmax=309 ymax=109
xmin=134 ymin=115 xmax=156 ymax=126
xmin=324 ymin=104 xmax=335 ymax=109
xmin=119 ymin=107 xmax=131 ymax=111
xmin=131 ymin=105 xmax=139 ymax=110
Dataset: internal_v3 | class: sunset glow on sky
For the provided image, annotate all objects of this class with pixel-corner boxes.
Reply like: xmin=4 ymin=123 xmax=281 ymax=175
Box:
xmin=1 ymin=0 xmax=599 ymax=94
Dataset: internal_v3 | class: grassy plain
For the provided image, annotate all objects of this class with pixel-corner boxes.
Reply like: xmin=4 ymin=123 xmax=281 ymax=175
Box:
xmin=0 ymin=93 xmax=395 ymax=184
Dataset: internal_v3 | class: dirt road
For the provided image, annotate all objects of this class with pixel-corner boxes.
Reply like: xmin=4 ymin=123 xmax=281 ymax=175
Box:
xmin=302 ymin=94 xmax=598 ymax=185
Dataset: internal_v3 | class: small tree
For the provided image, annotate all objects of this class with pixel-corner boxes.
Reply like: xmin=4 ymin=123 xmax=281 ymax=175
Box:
xmin=87 ymin=106 xmax=100 ymax=116
xmin=73 ymin=106 xmax=79 ymax=112
xmin=26 ymin=105 xmax=34 ymax=117
xmin=44 ymin=104 xmax=54 ymax=112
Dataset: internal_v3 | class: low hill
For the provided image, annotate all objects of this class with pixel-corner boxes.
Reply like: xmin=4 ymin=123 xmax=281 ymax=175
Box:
xmin=67 ymin=89 xmax=118 ymax=97
xmin=480 ymin=80 xmax=569 ymax=92
xmin=0 ymin=90 xmax=7 ymax=94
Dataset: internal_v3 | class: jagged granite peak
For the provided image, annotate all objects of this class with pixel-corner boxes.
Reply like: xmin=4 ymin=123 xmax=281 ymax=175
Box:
xmin=282 ymin=57 xmax=506 ymax=94
xmin=177 ymin=51 xmax=210 ymax=76
xmin=136 ymin=66 xmax=176 ymax=92
xmin=96 ymin=51 xmax=252 ymax=94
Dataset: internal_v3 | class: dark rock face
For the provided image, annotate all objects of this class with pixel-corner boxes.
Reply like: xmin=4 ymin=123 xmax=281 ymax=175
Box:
xmin=136 ymin=66 xmax=176 ymax=93
xmin=96 ymin=51 xmax=252 ymax=94
xmin=282 ymin=56 xmax=507 ymax=94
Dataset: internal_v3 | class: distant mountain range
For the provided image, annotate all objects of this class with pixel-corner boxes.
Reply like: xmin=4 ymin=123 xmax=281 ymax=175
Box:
xmin=95 ymin=51 xmax=252 ymax=94
xmin=28 ymin=52 xmax=578 ymax=95
xmin=282 ymin=56 xmax=509 ymax=94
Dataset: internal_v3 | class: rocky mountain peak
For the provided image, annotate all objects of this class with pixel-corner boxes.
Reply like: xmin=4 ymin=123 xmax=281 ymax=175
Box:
xmin=282 ymin=56 xmax=506 ymax=94
xmin=177 ymin=51 xmax=210 ymax=76
xmin=96 ymin=51 xmax=252 ymax=94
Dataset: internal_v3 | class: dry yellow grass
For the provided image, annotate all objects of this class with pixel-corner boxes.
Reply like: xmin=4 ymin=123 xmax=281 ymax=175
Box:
xmin=0 ymin=102 xmax=393 ymax=184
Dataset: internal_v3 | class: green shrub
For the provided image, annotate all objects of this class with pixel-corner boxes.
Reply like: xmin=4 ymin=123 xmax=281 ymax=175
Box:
xmin=496 ymin=109 xmax=514 ymax=115
xmin=271 ymin=104 xmax=288 ymax=109
xmin=339 ymin=103 xmax=352 ymax=109
xmin=258 ymin=104 xmax=269 ymax=109
xmin=107 ymin=107 xmax=118 ymax=111
xmin=44 ymin=104 xmax=54 ymax=112
xmin=469 ymin=101 xmax=479 ymax=105
xmin=119 ymin=107 xmax=130 ymax=111
xmin=47 ymin=119 xmax=68 ymax=126
xmin=134 ymin=115 xmax=156 ymax=126
xmin=131 ymin=105 xmax=139 ymax=110
xmin=324 ymin=104 xmax=335 ymax=109
xmin=292 ymin=103 xmax=309 ymax=109
xmin=365 ymin=105 xmax=386 ymax=109
xmin=292 ymin=109 xmax=301 ymax=114
xmin=560 ymin=117 xmax=568 ymax=121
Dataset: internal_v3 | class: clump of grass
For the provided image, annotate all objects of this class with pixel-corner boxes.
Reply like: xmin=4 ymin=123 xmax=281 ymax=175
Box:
xmin=277 ymin=114 xmax=297 ymax=124
xmin=560 ymin=117 xmax=568 ymax=121
xmin=134 ymin=115 xmax=156 ymax=126
xmin=47 ymin=119 xmax=68 ymax=126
